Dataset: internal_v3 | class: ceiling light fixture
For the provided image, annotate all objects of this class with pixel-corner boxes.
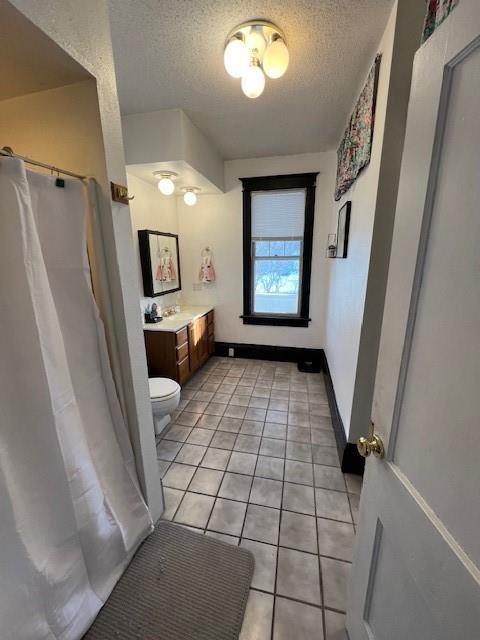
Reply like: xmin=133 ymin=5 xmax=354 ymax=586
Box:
xmin=182 ymin=187 xmax=200 ymax=206
xmin=224 ymin=20 xmax=289 ymax=99
xmin=153 ymin=170 xmax=178 ymax=195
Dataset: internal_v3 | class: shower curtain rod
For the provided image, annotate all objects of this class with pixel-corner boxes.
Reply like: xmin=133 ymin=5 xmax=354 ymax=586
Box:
xmin=0 ymin=146 xmax=87 ymax=180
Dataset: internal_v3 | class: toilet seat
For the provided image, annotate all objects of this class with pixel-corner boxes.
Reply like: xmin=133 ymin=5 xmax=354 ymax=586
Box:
xmin=149 ymin=377 xmax=181 ymax=401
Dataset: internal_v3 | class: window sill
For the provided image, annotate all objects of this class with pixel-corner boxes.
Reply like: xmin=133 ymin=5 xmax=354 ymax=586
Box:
xmin=241 ymin=315 xmax=310 ymax=328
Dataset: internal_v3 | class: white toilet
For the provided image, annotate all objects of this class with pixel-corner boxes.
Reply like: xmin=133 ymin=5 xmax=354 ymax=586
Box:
xmin=149 ymin=377 xmax=181 ymax=435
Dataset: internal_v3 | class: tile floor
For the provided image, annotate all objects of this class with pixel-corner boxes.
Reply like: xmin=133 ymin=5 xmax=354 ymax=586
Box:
xmin=156 ymin=357 xmax=362 ymax=640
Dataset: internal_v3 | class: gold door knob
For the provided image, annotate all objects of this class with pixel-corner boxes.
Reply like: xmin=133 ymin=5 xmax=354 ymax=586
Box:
xmin=357 ymin=423 xmax=385 ymax=459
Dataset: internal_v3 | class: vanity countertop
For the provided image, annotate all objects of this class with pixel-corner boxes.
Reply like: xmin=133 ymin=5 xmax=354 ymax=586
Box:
xmin=143 ymin=305 xmax=214 ymax=333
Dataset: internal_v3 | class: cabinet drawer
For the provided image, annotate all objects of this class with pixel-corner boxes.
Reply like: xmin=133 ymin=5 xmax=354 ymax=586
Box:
xmin=207 ymin=310 xmax=214 ymax=326
xmin=176 ymin=341 xmax=189 ymax=363
xmin=177 ymin=355 xmax=190 ymax=384
xmin=176 ymin=327 xmax=188 ymax=346
xmin=208 ymin=324 xmax=214 ymax=339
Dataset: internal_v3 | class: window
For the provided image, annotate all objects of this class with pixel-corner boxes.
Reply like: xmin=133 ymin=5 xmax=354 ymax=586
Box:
xmin=241 ymin=173 xmax=317 ymax=327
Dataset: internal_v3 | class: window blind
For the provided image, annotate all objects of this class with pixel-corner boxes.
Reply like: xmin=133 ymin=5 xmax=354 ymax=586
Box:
xmin=251 ymin=189 xmax=306 ymax=238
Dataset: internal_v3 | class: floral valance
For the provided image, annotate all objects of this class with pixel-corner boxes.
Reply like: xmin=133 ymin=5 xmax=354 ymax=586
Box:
xmin=334 ymin=55 xmax=381 ymax=202
xmin=422 ymin=0 xmax=459 ymax=43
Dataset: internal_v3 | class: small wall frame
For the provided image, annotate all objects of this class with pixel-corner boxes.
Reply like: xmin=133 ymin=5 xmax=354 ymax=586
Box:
xmin=336 ymin=201 xmax=351 ymax=259
xmin=138 ymin=229 xmax=182 ymax=297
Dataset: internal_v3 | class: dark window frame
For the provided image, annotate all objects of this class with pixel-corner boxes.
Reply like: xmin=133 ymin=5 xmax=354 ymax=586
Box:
xmin=241 ymin=172 xmax=318 ymax=327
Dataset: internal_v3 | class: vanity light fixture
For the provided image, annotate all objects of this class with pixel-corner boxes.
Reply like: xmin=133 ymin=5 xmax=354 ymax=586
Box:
xmin=153 ymin=171 xmax=178 ymax=195
xmin=182 ymin=187 xmax=200 ymax=206
xmin=224 ymin=20 xmax=289 ymax=99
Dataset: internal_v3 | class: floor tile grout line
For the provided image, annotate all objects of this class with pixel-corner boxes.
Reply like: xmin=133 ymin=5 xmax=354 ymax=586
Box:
xmin=176 ymin=406 xmax=335 ymax=428
xmin=157 ymin=456 xmax=344 ymax=484
xmin=246 ymin=588 xmax=348 ymax=616
xmin=313 ymin=447 xmax=327 ymax=640
xmin=161 ymin=447 xmax=349 ymax=492
xmin=268 ymin=424 xmax=286 ymax=640
xmin=163 ymin=482 xmax=355 ymax=526
xmin=238 ymin=417 xmax=268 ymax=545
xmin=160 ymin=461 xmax=347 ymax=492
xmin=202 ymin=446 xmax=237 ymax=535
xmin=160 ymin=443 xmax=342 ymax=469
xmin=192 ymin=448 xmax=233 ymax=534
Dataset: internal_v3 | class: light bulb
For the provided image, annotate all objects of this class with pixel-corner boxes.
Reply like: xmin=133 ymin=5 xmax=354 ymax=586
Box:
xmin=245 ymin=27 xmax=266 ymax=58
xmin=263 ymin=37 xmax=289 ymax=79
xmin=158 ymin=177 xmax=175 ymax=195
xmin=183 ymin=190 xmax=197 ymax=206
xmin=224 ymin=37 xmax=249 ymax=78
xmin=241 ymin=61 xmax=265 ymax=99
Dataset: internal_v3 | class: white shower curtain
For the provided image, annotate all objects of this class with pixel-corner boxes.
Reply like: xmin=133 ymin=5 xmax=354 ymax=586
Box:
xmin=0 ymin=157 xmax=153 ymax=640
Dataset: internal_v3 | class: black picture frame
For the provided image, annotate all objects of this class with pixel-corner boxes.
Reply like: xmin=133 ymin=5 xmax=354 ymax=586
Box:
xmin=138 ymin=229 xmax=182 ymax=297
xmin=240 ymin=173 xmax=318 ymax=327
xmin=336 ymin=201 xmax=351 ymax=259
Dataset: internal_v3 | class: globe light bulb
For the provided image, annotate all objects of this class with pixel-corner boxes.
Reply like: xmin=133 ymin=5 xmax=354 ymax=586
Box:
xmin=158 ymin=177 xmax=175 ymax=195
xmin=263 ymin=37 xmax=289 ymax=79
xmin=245 ymin=27 xmax=266 ymax=58
xmin=241 ymin=61 xmax=265 ymax=99
xmin=183 ymin=190 xmax=197 ymax=206
xmin=224 ymin=37 xmax=249 ymax=78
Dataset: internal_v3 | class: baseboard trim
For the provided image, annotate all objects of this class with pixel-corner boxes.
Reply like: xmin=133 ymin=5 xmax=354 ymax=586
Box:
xmin=322 ymin=353 xmax=365 ymax=476
xmin=214 ymin=341 xmax=323 ymax=368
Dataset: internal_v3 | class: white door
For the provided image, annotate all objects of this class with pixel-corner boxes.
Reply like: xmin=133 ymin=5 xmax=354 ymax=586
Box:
xmin=346 ymin=2 xmax=480 ymax=638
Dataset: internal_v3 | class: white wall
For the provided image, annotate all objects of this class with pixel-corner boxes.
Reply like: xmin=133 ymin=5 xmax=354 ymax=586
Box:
xmin=323 ymin=0 xmax=424 ymax=440
xmin=126 ymin=172 xmax=181 ymax=314
xmin=123 ymin=108 xmax=224 ymax=191
xmin=348 ymin=0 xmax=425 ymax=442
xmin=323 ymin=3 xmax=398 ymax=435
xmin=7 ymin=0 xmax=163 ymax=520
xmin=177 ymin=152 xmax=336 ymax=349
xmin=0 ymin=80 xmax=104 ymax=176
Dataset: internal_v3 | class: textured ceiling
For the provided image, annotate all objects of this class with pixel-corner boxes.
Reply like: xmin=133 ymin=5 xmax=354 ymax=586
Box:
xmin=109 ymin=0 xmax=394 ymax=159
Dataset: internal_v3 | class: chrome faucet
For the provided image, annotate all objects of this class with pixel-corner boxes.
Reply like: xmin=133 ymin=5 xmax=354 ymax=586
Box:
xmin=162 ymin=305 xmax=176 ymax=317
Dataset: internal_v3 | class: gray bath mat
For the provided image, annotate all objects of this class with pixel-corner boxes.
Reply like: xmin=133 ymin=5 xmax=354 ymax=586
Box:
xmin=83 ymin=521 xmax=254 ymax=640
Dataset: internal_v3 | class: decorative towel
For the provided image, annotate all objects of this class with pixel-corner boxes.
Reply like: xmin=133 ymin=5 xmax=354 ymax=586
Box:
xmin=156 ymin=256 xmax=177 ymax=282
xmin=199 ymin=253 xmax=216 ymax=283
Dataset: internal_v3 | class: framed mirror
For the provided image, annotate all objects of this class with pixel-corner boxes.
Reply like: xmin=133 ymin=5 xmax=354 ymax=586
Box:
xmin=336 ymin=201 xmax=351 ymax=259
xmin=138 ymin=230 xmax=181 ymax=297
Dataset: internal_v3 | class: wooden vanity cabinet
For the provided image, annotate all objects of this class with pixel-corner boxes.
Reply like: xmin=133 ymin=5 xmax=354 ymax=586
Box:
xmin=144 ymin=310 xmax=214 ymax=384
xmin=207 ymin=310 xmax=215 ymax=355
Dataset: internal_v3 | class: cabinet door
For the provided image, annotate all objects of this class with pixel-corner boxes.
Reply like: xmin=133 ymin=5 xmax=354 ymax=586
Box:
xmin=198 ymin=315 xmax=208 ymax=364
xmin=188 ymin=315 xmax=209 ymax=373
xmin=188 ymin=321 xmax=199 ymax=372
xmin=144 ymin=330 xmax=177 ymax=379
xmin=207 ymin=322 xmax=214 ymax=355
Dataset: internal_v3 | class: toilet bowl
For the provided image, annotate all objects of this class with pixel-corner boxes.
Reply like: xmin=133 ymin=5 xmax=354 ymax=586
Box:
xmin=149 ymin=377 xmax=181 ymax=435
